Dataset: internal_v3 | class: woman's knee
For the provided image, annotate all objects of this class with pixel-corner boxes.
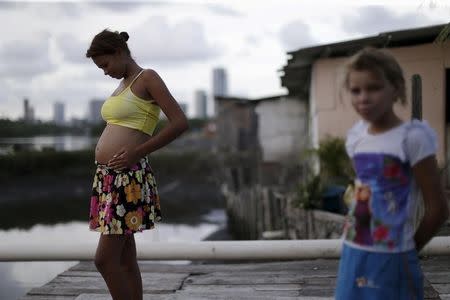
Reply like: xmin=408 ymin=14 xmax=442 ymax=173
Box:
xmin=94 ymin=253 xmax=119 ymax=273
xmin=94 ymin=253 xmax=107 ymax=272
xmin=95 ymin=235 xmax=127 ymax=273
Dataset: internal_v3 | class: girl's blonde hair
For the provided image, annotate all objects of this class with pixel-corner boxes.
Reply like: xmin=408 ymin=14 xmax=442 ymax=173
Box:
xmin=344 ymin=47 xmax=407 ymax=105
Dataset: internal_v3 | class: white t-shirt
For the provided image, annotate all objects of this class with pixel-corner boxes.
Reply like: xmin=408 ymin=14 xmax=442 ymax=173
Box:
xmin=342 ymin=119 xmax=437 ymax=253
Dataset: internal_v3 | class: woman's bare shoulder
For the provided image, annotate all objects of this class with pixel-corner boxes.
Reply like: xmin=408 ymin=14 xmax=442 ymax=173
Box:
xmin=141 ymin=69 xmax=160 ymax=80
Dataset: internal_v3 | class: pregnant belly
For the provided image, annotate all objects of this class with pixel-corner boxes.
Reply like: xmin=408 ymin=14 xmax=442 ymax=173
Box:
xmin=95 ymin=124 xmax=150 ymax=164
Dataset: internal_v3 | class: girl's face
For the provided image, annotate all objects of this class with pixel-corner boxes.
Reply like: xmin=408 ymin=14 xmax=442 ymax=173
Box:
xmin=348 ymin=70 xmax=397 ymax=123
xmin=92 ymin=52 xmax=126 ymax=79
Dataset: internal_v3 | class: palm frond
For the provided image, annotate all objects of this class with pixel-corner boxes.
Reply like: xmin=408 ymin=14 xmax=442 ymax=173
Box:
xmin=435 ymin=22 xmax=450 ymax=44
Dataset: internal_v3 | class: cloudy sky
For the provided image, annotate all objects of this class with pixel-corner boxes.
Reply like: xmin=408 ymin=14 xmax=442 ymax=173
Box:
xmin=0 ymin=0 xmax=449 ymax=121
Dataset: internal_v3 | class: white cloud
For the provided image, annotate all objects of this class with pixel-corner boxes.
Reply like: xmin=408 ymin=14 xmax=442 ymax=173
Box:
xmin=90 ymin=1 xmax=149 ymax=11
xmin=0 ymin=35 xmax=55 ymax=78
xmin=279 ymin=20 xmax=317 ymax=51
xmin=56 ymin=33 xmax=90 ymax=64
xmin=341 ymin=5 xmax=436 ymax=36
xmin=204 ymin=3 xmax=243 ymax=16
xmin=129 ymin=16 xmax=222 ymax=64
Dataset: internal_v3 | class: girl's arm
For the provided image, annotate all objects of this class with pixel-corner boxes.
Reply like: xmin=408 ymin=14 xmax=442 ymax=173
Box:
xmin=413 ymin=155 xmax=449 ymax=251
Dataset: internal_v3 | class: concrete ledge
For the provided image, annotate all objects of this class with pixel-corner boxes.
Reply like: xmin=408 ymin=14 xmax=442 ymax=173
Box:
xmin=2 ymin=237 xmax=450 ymax=261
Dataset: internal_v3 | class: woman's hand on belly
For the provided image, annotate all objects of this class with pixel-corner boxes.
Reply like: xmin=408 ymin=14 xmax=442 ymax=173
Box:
xmin=107 ymin=145 xmax=142 ymax=170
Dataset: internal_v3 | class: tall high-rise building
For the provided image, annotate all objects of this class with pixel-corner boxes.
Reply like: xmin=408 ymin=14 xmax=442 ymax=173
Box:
xmin=53 ymin=101 xmax=65 ymax=125
xmin=23 ymin=98 xmax=35 ymax=123
xmin=24 ymin=98 xmax=29 ymax=119
xmin=88 ymin=99 xmax=104 ymax=124
xmin=212 ymin=67 xmax=228 ymax=97
xmin=194 ymin=89 xmax=207 ymax=119
xmin=212 ymin=67 xmax=228 ymax=116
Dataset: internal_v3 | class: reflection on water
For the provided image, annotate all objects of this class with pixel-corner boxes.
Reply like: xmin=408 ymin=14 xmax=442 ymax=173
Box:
xmin=0 ymin=135 xmax=97 ymax=153
xmin=0 ymin=220 xmax=221 ymax=300
xmin=0 ymin=261 xmax=78 ymax=300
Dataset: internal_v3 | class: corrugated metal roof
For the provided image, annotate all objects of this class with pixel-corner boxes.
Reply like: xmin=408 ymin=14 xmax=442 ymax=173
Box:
xmin=215 ymin=94 xmax=288 ymax=104
xmin=281 ymin=23 xmax=448 ymax=96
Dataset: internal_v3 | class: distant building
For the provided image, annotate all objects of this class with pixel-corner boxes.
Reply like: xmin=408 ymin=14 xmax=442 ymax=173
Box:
xmin=88 ymin=99 xmax=104 ymax=124
xmin=23 ymin=98 xmax=35 ymax=123
xmin=215 ymin=96 xmax=259 ymax=189
xmin=254 ymin=96 xmax=308 ymax=163
xmin=215 ymin=96 xmax=258 ymax=154
xmin=194 ymin=90 xmax=207 ymax=119
xmin=53 ymin=101 xmax=65 ymax=125
xmin=212 ymin=67 xmax=228 ymax=97
xmin=212 ymin=67 xmax=228 ymax=116
xmin=215 ymin=94 xmax=308 ymax=185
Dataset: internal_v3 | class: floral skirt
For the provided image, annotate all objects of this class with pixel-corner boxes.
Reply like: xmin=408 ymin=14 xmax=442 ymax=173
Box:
xmin=89 ymin=157 xmax=161 ymax=235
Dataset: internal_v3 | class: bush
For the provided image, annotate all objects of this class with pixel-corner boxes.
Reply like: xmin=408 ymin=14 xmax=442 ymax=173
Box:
xmin=293 ymin=135 xmax=354 ymax=210
xmin=315 ymin=135 xmax=354 ymax=185
xmin=294 ymin=175 xmax=322 ymax=209
xmin=0 ymin=150 xmax=219 ymax=181
xmin=0 ymin=150 xmax=94 ymax=178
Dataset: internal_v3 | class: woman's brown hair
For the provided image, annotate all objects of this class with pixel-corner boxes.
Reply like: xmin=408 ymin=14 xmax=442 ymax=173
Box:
xmin=86 ymin=29 xmax=130 ymax=58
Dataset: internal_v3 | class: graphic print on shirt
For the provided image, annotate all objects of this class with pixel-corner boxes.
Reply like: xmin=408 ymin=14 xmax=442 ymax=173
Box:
xmin=353 ymin=184 xmax=373 ymax=245
xmin=345 ymin=153 xmax=411 ymax=251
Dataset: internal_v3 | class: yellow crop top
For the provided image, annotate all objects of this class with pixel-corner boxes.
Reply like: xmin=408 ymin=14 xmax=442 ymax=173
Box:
xmin=101 ymin=70 xmax=161 ymax=135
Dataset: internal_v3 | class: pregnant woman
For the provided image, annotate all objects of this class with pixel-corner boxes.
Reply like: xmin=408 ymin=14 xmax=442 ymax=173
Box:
xmin=86 ymin=29 xmax=188 ymax=300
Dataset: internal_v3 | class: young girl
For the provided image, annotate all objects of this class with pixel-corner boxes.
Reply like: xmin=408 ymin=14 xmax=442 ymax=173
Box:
xmin=86 ymin=29 xmax=188 ymax=300
xmin=335 ymin=47 xmax=449 ymax=299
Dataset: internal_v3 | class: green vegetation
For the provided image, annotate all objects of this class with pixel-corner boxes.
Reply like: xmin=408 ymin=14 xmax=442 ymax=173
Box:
xmin=154 ymin=118 xmax=209 ymax=134
xmin=148 ymin=151 xmax=219 ymax=180
xmin=313 ymin=136 xmax=354 ymax=185
xmin=0 ymin=149 xmax=94 ymax=179
xmin=0 ymin=118 xmax=209 ymax=137
xmin=0 ymin=118 xmax=92 ymax=137
xmin=295 ymin=175 xmax=323 ymax=209
xmin=435 ymin=22 xmax=450 ymax=44
xmin=294 ymin=135 xmax=354 ymax=209
xmin=0 ymin=149 xmax=218 ymax=180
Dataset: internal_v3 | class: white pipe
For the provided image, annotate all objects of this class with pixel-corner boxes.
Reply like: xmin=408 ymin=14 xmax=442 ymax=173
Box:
xmin=0 ymin=237 xmax=449 ymax=261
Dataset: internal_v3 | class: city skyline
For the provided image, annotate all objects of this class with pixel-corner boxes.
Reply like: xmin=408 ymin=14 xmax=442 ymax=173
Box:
xmin=0 ymin=1 xmax=448 ymax=121
xmin=13 ymin=66 xmax=227 ymax=122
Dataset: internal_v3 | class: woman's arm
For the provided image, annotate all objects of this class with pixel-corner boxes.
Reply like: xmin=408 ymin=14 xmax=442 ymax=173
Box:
xmin=413 ymin=155 xmax=449 ymax=251
xmin=108 ymin=69 xmax=188 ymax=169
xmin=134 ymin=69 xmax=189 ymax=156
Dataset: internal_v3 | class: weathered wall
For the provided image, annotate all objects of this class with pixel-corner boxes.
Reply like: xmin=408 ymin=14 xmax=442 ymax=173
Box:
xmin=225 ymin=185 xmax=345 ymax=240
xmin=255 ymin=96 xmax=309 ymax=163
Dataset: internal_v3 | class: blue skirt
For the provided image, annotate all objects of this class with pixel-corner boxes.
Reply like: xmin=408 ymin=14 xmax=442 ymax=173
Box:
xmin=335 ymin=243 xmax=423 ymax=300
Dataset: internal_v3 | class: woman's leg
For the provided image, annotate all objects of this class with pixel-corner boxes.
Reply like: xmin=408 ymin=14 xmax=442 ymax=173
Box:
xmin=95 ymin=234 xmax=131 ymax=299
xmin=120 ymin=234 xmax=143 ymax=300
